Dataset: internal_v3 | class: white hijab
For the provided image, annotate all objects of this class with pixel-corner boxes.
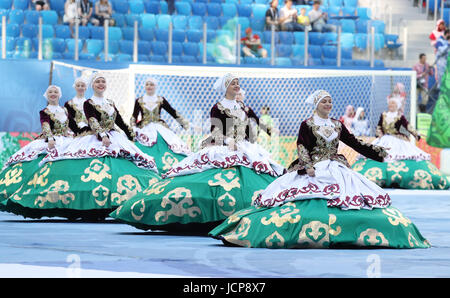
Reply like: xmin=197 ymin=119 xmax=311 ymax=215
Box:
xmin=306 ymin=90 xmax=337 ymax=142
xmin=385 ymin=97 xmax=402 ymax=124
xmin=142 ymin=77 xmax=159 ymax=111
xmin=43 ymin=85 xmax=67 ymax=123
xmin=90 ymin=73 xmax=115 ymax=116
xmin=213 ymin=73 xmax=238 ymax=94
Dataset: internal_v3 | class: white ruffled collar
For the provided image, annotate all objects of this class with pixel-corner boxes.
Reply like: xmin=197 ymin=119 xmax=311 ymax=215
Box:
xmin=220 ymin=98 xmax=245 ymax=120
xmin=385 ymin=111 xmax=399 ymax=124
xmin=313 ymin=114 xmax=338 ymax=142
xmin=46 ymin=104 xmax=67 ymax=123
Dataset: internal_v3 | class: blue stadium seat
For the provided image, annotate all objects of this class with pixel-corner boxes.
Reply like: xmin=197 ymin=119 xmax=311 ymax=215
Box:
xmin=276 ymin=44 xmax=292 ymax=57
xmin=340 ymin=33 xmax=354 ymax=49
xmin=340 ymin=19 xmax=355 ymax=33
xmin=119 ymin=39 xmax=133 ymax=55
xmin=237 ymin=16 xmax=250 ymax=31
xmin=8 ymin=9 xmax=24 ymax=24
xmin=323 ymin=32 xmax=337 ymax=45
xmin=139 ymin=27 xmax=154 ymax=41
xmin=252 ymin=4 xmax=267 ymax=20
xmin=160 ymin=1 xmax=168 ymax=14
xmin=192 ymin=3 xmax=206 ymax=16
xmin=172 ymin=29 xmax=186 ymax=42
xmin=237 ymin=4 xmax=252 ymax=17
xmin=263 ymin=31 xmax=279 ymax=44
xmin=138 ymin=54 xmax=149 ymax=62
xmin=341 ymin=58 xmax=353 ymax=66
xmin=294 ymin=32 xmax=305 ymax=44
xmin=323 ymin=58 xmax=337 ymax=66
xmin=171 ymin=41 xmax=183 ymax=56
xmin=113 ymin=0 xmax=128 ymax=14
xmin=151 ymin=41 xmax=167 ymax=55
xmin=326 ymin=6 xmax=341 ymax=17
xmin=221 ymin=3 xmax=237 ymax=17
xmin=78 ymin=26 xmax=90 ymax=39
xmin=341 ymin=48 xmax=352 ymax=59
xmin=374 ymin=59 xmax=384 ymax=67
xmin=243 ymin=56 xmax=261 ymax=65
xmin=353 ymin=59 xmax=370 ymax=67
xmin=51 ymin=37 xmax=66 ymax=53
xmin=150 ymin=54 xmax=166 ymax=63
xmin=188 ymin=15 xmax=203 ymax=30
xmin=291 ymin=57 xmax=304 ymax=66
xmin=343 ymin=0 xmax=358 ymax=6
xmin=371 ymin=20 xmax=385 ymax=34
xmin=86 ymin=39 xmax=104 ymax=56
xmin=121 ymin=27 xmax=134 ymax=41
xmin=98 ymin=52 xmax=115 ymax=62
xmin=356 ymin=7 xmax=371 ymax=20
xmin=342 ymin=6 xmax=356 ymax=16
xmin=55 ymin=25 xmax=71 ymax=39
xmin=322 ymin=45 xmax=337 ymax=59
xmin=41 ymin=24 xmax=54 ymax=38
xmin=141 ymin=13 xmax=157 ymax=28
xmin=129 ymin=0 xmax=144 ymax=14
xmin=144 ymin=1 xmax=160 ymax=14
xmin=0 ymin=0 xmax=12 ymax=9
xmin=204 ymin=16 xmax=219 ymax=30
xmin=310 ymin=58 xmax=323 ymax=66
xmin=275 ymin=57 xmax=292 ymax=66
xmin=41 ymin=10 xmax=58 ymax=25
xmin=292 ymin=44 xmax=305 ymax=57
xmin=49 ymin=0 xmax=65 ymax=16
xmin=157 ymin=14 xmax=171 ymax=29
xmin=108 ymin=27 xmax=122 ymax=41
xmin=181 ymin=55 xmax=198 ymax=64
xmin=25 ymin=10 xmax=40 ymax=24
xmin=206 ymin=3 xmax=221 ymax=17
xmin=138 ymin=40 xmax=151 ymax=55
xmin=329 ymin=0 xmax=343 ymax=6
xmin=183 ymin=42 xmax=199 ymax=56
xmin=13 ymin=0 xmax=28 ymax=10
xmin=0 ymin=8 xmax=8 ymax=18
xmin=354 ymin=33 xmax=367 ymax=50
xmin=308 ymin=45 xmax=322 ymax=59
xmin=175 ymin=1 xmax=191 ymax=15
xmin=126 ymin=14 xmax=141 ymax=27
xmin=15 ymin=36 xmax=32 ymax=52
xmin=219 ymin=16 xmax=231 ymax=28
xmin=112 ymin=13 xmax=125 ymax=27
xmin=116 ymin=53 xmax=132 ymax=62
xmin=0 ymin=36 xmax=15 ymax=52
xmin=66 ymin=38 xmax=84 ymax=54
xmin=21 ymin=23 xmax=37 ymax=38
xmin=356 ymin=19 xmax=368 ymax=33
xmin=251 ymin=18 xmax=265 ymax=31
xmin=172 ymin=15 xmax=187 ymax=29
xmin=154 ymin=28 xmax=169 ymax=42
xmin=374 ymin=33 xmax=385 ymax=52
xmin=79 ymin=53 xmax=96 ymax=60
xmin=309 ymin=32 xmax=325 ymax=45
xmin=278 ymin=31 xmax=294 ymax=45
xmin=90 ymin=26 xmax=104 ymax=40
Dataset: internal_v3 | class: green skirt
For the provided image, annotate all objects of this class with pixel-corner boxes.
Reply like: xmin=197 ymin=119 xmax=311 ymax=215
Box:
xmin=209 ymin=199 xmax=431 ymax=249
xmin=135 ymin=133 xmax=188 ymax=175
xmin=352 ymin=159 xmax=449 ymax=189
xmin=0 ymin=156 xmax=160 ymax=220
xmin=110 ymin=166 xmax=277 ymax=232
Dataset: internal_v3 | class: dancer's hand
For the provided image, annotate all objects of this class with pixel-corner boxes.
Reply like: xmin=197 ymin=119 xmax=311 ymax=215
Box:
xmin=102 ymin=136 xmax=111 ymax=147
xmin=306 ymin=167 xmax=315 ymax=177
xmin=48 ymin=139 xmax=56 ymax=149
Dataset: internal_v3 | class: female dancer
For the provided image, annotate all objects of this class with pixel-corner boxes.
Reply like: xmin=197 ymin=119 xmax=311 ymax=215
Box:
xmin=111 ymin=73 xmax=285 ymax=232
xmin=352 ymin=96 xmax=449 ymax=189
xmin=0 ymin=74 xmax=161 ymax=220
xmin=131 ymin=77 xmax=191 ymax=174
xmin=0 ymin=85 xmax=74 ymax=204
xmin=64 ymin=77 xmax=91 ymax=136
xmin=209 ymin=90 xmax=430 ymax=249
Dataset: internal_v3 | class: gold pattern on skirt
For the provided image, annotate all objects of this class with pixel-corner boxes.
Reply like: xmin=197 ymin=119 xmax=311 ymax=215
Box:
xmin=328 ymin=214 xmax=342 ymax=236
xmin=34 ymin=180 xmax=75 ymax=207
xmin=352 ymin=160 xmax=366 ymax=172
xmin=251 ymin=190 xmax=264 ymax=204
xmin=162 ymin=152 xmax=179 ymax=171
xmin=81 ymin=159 xmax=112 ymax=183
xmin=223 ymin=217 xmax=252 ymax=248
xmin=387 ymin=161 xmax=409 ymax=182
xmin=92 ymin=185 xmax=110 ymax=206
xmin=155 ymin=187 xmax=201 ymax=222
xmin=261 ymin=202 xmax=301 ymax=228
xmin=0 ymin=163 xmax=23 ymax=187
xmin=143 ymin=178 xmax=171 ymax=196
xmin=131 ymin=199 xmax=145 ymax=221
xmin=27 ymin=162 xmax=52 ymax=188
xmin=408 ymin=170 xmax=433 ymax=189
xmin=356 ymin=228 xmax=389 ymax=247
xmin=297 ymin=221 xmax=330 ymax=248
xmin=382 ymin=207 xmax=412 ymax=227
xmin=363 ymin=167 xmax=383 ymax=184
xmin=226 ymin=207 xmax=256 ymax=224
xmin=408 ymin=232 xmax=420 ymax=248
xmin=111 ymin=175 xmax=142 ymax=205
xmin=217 ymin=193 xmax=237 ymax=217
xmin=208 ymin=168 xmax=241 ymax=191
xmin=265 ymin=231 xmax=285 ymax=248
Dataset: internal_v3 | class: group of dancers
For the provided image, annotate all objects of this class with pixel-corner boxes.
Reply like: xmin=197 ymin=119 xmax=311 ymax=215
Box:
xmin=0 ymin=72 xmax=447 ymax=249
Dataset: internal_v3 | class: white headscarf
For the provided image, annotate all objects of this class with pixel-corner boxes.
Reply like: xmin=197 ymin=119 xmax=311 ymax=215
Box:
xmin=305 ymin=90 xmax=331 ymax=110
xmin=43 ymin=85 xmax=62 ymax=101
xmin=90 ymin=72 xmax=107 ymax=90
xmin=213 ymin=73 xmax=238 ymax=94
xmin=72 ymin=76 xmax=88 ymax=89
xmin=143 ymin=76 xmax=159 ymax=109
xmin=354 ymin=107 xmax=365 ymax=120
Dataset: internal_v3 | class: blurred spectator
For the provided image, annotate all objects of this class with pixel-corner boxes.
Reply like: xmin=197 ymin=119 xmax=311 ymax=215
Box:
xmin=241 ymin=28 xmax=268 ymax=58
xmin=32 ymin=0 xmax=50 ymax=11
xmin=429 ymin=19 xmax=446 ymax=47
xmin=413 ymin=53 xmax=434 ymax=112
xmin=79 ymin=0 xmax=98 ymax=26
xmin=265 ymin=0 xmax=280 ymax=31
xmin=280 ymin=0 xmax=304 ymax=31
xmin=351 ymin=107 xmax=370 ymax=137
xmin=308 ymin=0 xmax=336 ymax=32
xmin=295 ymin=0 xmax=306 ymax=4
xmin=297 ymin=7 xmax=312 ymax=31
xmin=63 ymin=0 xmax=80 ymax=36
xmin=94 ymin=0 xmax=115 ymax=26
xmin=386 ymin=82 xmax=407 ymax=115
xmin=339 ymin=105 xmax=355 ymax=132
xmin=435 ymin=29 xmax=450 ymax=90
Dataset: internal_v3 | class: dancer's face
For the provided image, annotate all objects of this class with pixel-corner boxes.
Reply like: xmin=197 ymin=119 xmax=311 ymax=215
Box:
xmin=145 ymin=81 xmax=156 ymax=95
xmin=388 ymin=100 xmax=398 ymax=112
xmin=316 ymin=96 xmax=332 ymax=117
xmin=93 ymin=77 xmax=107 ymax=94
xmin=75 ymin=81 xmax=87 ymax=96
xmin=47 ymin=87 xmax=60 ymax=105
xmin=226 ymin=79 xmax=240 ymax=98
